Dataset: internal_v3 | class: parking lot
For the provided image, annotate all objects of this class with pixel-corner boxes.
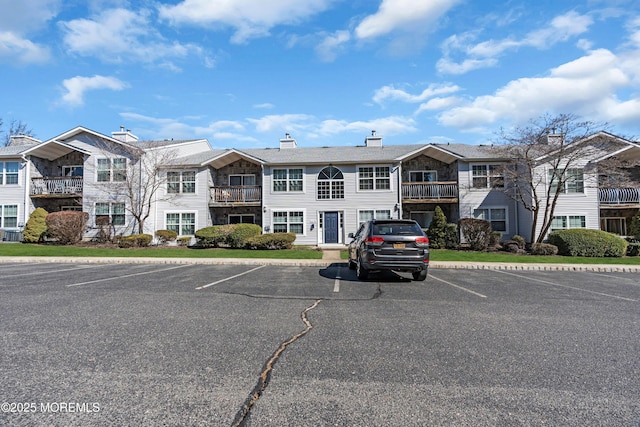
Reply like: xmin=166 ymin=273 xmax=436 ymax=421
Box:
xmin=1 ymin=261 xmax=639 ymax=426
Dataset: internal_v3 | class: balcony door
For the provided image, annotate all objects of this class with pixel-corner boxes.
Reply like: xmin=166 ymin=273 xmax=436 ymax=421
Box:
xmin=229 ymin=175 xmax=255 ymax=186
xmin=62 ymin=166 xmax=83 ymax=177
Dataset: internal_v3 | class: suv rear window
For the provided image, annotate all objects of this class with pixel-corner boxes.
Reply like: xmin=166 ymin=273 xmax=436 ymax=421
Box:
xmin=372 ymin=222 xmax=423 ymax=236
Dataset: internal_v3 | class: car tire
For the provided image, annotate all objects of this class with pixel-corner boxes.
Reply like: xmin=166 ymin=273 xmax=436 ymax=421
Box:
xmin=356 ymin=255 xmax=369 ymax=280
xmin=412 ymin=269 xmax=427 ymax=281
xmin=348 ymin=258 xmax=356 ymax=270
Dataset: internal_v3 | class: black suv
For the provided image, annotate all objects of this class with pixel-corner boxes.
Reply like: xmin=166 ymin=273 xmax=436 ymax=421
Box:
xmin=348 ymin=219 xmax=429 ymax=281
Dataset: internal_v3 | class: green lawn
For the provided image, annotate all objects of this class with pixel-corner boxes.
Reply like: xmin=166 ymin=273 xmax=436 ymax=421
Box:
xmin=0 ymin=244 xmax=323 ymax=259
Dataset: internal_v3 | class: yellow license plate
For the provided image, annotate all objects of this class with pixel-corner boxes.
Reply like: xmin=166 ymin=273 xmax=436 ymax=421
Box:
xmin=393 ymin=243 xmax=405 ymax=249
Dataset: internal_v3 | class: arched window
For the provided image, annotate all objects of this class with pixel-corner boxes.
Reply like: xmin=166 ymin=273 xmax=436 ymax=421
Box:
xmin=317 ymin=166 xmax=344 ymax=199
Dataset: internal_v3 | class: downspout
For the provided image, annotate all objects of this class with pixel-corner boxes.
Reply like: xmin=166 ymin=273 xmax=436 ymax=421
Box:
xmin=396 ymin=162 xmax=402 ymax=219
xmin=21 ymin=155 xmax=30 ymax=230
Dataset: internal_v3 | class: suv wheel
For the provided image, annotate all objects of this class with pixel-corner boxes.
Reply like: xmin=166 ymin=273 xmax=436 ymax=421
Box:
xmin=412 ymin=269 xmax=427 ymax=281
xmin=356 ymin=255 xmax=369 ymax=280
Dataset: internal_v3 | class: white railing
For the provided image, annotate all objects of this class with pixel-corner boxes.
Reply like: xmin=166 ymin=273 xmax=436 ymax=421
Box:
xmin=402 ymin=182 xmax=458 ymax=200
xmin=598 ymin=188 xmax=640 ymax=205
xmin=31 ymin=177 xmax=83 ymax=196
xmin=210 ymin=186 xmax=262 ymax=204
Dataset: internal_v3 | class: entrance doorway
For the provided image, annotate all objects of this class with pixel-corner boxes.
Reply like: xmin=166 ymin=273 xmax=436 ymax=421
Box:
xmin=324 ymin=211 xmax=339 ymax=244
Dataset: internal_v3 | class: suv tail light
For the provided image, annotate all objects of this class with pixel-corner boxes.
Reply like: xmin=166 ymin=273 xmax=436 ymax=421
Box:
xmin=365 ymin=236 xmax=384 ymax=245
xmin=415 ymin=237 xmax=429 ymax=247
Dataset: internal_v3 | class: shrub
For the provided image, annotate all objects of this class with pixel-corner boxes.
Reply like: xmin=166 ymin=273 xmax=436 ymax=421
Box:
xmin=23 ymin=208 xmax=49 ymax=243
xmin=512 ymin=235 xmax=526 ymax=250
xmin=459 ymin=218 xmax=492 ymax=251
xmin=194 ymin=225 xmax=234 ymax=248
xmin=530 ymin=242 xmax=558 ymax=256
xmin=427 ymin=206 xmax=447 ymax=249
xmin=245 ymin=233 xmax=296 ymax=249
xmin=502 ymin=240 xmax=521 ymax=253
xmin=547 ymin=229 xmax=628 ymax=257
xmin=45 ymin=211 xmax=89 ymax=244
xmin=118 ymin=233 xmax=153 ymax=248
xmin=489 ymin=231 xmax=502 ymax=247
xmin=155 ymin=229 xmax=178 ymax=244
xmin=227 ymin=223 xmax=262 ymax=248
xmin=94 ymin=216 xmax=112 ymax=243
xmin=443 ymin=223 xmax=459 ymax=249
xmin=629 ymin=212 xmax=640 ymax=240
xmin=625 ymin=239 xmax=640 ymax=256
xmin=177 ymin=236 xmax=192 ymax=246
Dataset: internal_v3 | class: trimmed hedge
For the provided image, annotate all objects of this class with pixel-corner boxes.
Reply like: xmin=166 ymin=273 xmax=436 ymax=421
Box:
xmin=155 ymin=229 xmax=178 ymax=244
xmin=245 ymin=232 xmax=296 ymax=249
xmin=23 ymin=207 xmax=49 ymax=243
xmin=547 ymin=229 xmax=628 ymax=257
xmin=118 ymin=233 xmax=153 ymax=248
xmin=195 ymin=224 xmax=262 ymax=248
xmin=530 ymin=242 xmax=558 ymax=256
xmin=227 ymin=223 xmax=262 ymax=248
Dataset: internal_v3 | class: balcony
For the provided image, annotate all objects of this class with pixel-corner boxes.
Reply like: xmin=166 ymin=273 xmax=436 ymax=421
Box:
xmin=31 ymin=177 xmax=83 ymax=198
xmin=209 ymin=185 xmax=262 ymax=207
xmin=402 ymin=181 xmax=458 ymax=203
xmin=598 ymin=188 xmax=640 ymax=207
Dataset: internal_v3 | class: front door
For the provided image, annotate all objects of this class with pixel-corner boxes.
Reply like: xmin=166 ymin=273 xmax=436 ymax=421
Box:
xmin=324 ymin=212 xmax=339 ymax=244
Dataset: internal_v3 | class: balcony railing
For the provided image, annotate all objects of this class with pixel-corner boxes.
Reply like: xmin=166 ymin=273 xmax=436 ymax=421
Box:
xmin=402 ymin=181 xmax=458 ymax=201
xmin=31 ymin=177 xmax=83 ymax=197
xmin=598 ymin=188 xmax=640 ymax=205
xmin=210 ymin=185 xmax=262 ymax=205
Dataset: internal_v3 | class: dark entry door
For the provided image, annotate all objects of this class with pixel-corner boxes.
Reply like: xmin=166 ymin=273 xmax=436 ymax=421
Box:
xmin=324 ymin=212 xmax=339 ymax=244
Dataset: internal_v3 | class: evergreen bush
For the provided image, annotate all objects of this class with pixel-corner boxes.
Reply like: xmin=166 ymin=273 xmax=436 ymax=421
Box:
xmin=443 ymin=223 xmax=459 ymax=249
xmin=547 ymin=229 xmax=628 ymax=257
xmin=245 ymin=232 xmax=296 ymax=249
xmin=118 ymin=233 xmax=153 ymax=248
xmin=530 ymin=242 xmax=558 ymax=256
xmin=227 ymin=223 xmax=262 ymax=248
xmin=427 ymin=206 xmax=447 ymax=249
xmin=23 ymin=208 xmax=48 ymax=243
xmin=155 ymin=229 xmax=178 ymax=244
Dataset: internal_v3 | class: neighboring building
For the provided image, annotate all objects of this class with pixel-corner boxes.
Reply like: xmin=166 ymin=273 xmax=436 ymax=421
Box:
xmin=1 ymin=126 xmax=638 ymax=245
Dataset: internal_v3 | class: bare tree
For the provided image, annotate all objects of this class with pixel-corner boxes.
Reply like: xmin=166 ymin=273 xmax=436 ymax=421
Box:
xmin=494 ymin=113 xmax=612 ymax=243
xmin=1 ymin=118 xmax=34 ymax=146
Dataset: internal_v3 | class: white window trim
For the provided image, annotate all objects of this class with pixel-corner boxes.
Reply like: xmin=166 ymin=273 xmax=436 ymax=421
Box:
xmin=551 ymin=214 xmax=587 ymax=231
xmin=166 ymin=170 xmax=197 ymax=195
xmin=94 ymin=202 xmax=126 ymax=227
xmin=271 ymin=209 xmax=306 ymax=236
xmin=271 ymin=167 xmax=306 ymax=194
xmin=473 ymin=206 xmax=509 ymax=233
xmin=95 ymin=157 xmax=127 ymax=183
xmin=1 ymin=204 xmax=19 ymax=229
xmin=357 ymin=208 xmax=393 ymax=226
xmin=547 ymin=167 xmax=585 ymax=195
xmin=316 ymin=166 xmax=345 ymax=200
xmin=356 ymin=164 xmax=393 ymax=193
xmin=164 ymin=210 xmax=198 ymax=236
xmin=1 ymin=161 xmax=21 ymax=186
xmin=470 ymin=163 xmax=505 ymax=190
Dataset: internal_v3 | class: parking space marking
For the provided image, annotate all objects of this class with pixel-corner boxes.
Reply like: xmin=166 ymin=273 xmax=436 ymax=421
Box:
xmin=66 ymin=265 xmax=190 ymax=287
xmin=585 ymin=272 xmax=640 ymax=286
xmin=495 ymin=270 xmax=638 ymax=302
xmin=1 ymin=264 xmax=110 ymax=279
xmin=333 ymin=267 xmax=342 ymax=293
xmin=429 ymin=273 xmax=487 ymax=298
xmin=195 ymin=265 xmax=266 ymax=290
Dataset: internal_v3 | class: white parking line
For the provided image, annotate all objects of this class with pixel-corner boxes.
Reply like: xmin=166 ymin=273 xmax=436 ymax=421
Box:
xmin=585 ymin=272 xmax=640 ymax=286
xmin=196 ymin=265 xmax=266 ymax=290
xmin=429 ymin=273 xmax=487 ymax=298
xmin=1 ymin=264 xmax=109 ymax=279
xmin=333 ymin=267 xmax=341 ymax=293
xmin=494 ymin=270 xmax=638 ymax=302
xmin=66 ymin=265 xmax=190 ymax=287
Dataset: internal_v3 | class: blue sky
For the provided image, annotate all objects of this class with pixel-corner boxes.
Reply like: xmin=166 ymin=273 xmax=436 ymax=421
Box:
xmin=1 ymin=0 xmax=640 ymax=148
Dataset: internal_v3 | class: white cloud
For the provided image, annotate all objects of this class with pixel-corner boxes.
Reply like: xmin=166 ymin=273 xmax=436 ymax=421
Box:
xmin=0 ymin=32 xmax=51 ymax=64
xmin=247 ymin=114 xmax=316 ymax=133
xmin=355 ymin=0 xmax=461 ymax=40
xmin=315 ymin=30 xmax=350 ymax=62
xmin=415 ymin=96 xmax=460 ymax=114
xmin=61 ymin=75 xmax=127 ymax=106
xmin=317 ymin=116 xmax=417 ymax=136
xmin=439 ymin=11 xmax=594 ymax=75
xmin=253 ymin=103 xmax=275 ymax=109
xmin=60 ymin=8 xmax=203 ymax=67
xmin=437 ymin=49 xmax=640 ymax=131
xmin=0 ymin=0 xmax=60 ymax=34
xmin=158 ymin=0 xmax=335 ymax=44
xmin=373 ymin=83 xmax=461 ymax=105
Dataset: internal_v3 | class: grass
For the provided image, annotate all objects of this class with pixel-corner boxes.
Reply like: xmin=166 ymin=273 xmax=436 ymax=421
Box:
xmin=0 ymin=243 xmax=323 ymax=259
xmin=340 ymin=248 xmax=640 ymax=265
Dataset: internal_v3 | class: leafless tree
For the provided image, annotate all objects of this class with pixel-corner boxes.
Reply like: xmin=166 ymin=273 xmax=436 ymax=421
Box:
xmin=1 ymin=118 xmax=34 ymax=146
xmin=494 ymin=113 xmax=613 ymax=243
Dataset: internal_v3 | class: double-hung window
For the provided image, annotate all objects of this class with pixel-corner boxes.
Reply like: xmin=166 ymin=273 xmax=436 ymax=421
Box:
xmin=474 ymin=208 xmax=507 ymax=232
xmin=409 ymin=171 xmax=437 ymax=182
xmin=551 ymin=215 xmax=586 ymax=231
xmin=1 ymin=205 xmax=18 ymax=228
xmin=472 ymin=164 xmax=504 ymax=189
xmin=358 ymin=166 xmax=390 ymax=190
xmin=273 ymin=211 xmax=304 ymax=234
xmin=166 ymin=212 xmax=196 ymax=235
xmin=97 ymin=158 xmax=127 ymax=182
xmin=549 ymin=168 xmax=584 ymax=193
xmin=273 ymin=168 xmax=303 ymax=192
xmin=1 ymin=161 xmax=19 ymax=185
xmin=167 ymin=171 xmax=196 ymax=194
xmin=358 ymin=209 xmax=391 ymax=226
xmin=95 ymin=202 xmax=125 ymax=226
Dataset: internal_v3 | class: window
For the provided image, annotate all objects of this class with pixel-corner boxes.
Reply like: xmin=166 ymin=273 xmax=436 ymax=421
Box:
xmin=229 ymin=214 xmax=255 ymax=224
xmin=62 ymin=166 xmax=83 ymax=177
xmin=409 ymin=171 xmax=437 ymax=182
xmin=95 ymin=202 xmax=125 ymax=226
xmin=549 ymin=168 xmax=584 ymax=193
xmin=1 ymin=205 xmax=18 ymax=228
xmin=317 ymin=166 xmax=344 ymax=199
xmin=472 ymin=164 xmax=504 ymax=189
xmin=97 ymin=158 xmax=126 ymax=182
xmin=551 ymin=215 xmax=586 ymax=231
xmin=474 ymin=208 xmax=507 ymax=232
xmin=1 ymin=161 xmax=19 ymax=185
xmin=273 ymin=211 xmax=304 ymax=234
xmin=358 ymin=209 xmax=391 ymax=226
xmin=273 ymin=168 xmax=303 ymax=192
xmin=359 ymin=166 xmax=390 ymax=191
xmin=167 ymin=171 xmax=196 ymax=194
xmin=166 ymin=212 xmax=196 ymax=235
xmin=229 ymin=175 xmax=256 ymax=186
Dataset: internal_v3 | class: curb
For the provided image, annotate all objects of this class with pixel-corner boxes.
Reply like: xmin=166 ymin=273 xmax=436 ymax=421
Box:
xmin=1 ymin=256 xmax=640 ymax=272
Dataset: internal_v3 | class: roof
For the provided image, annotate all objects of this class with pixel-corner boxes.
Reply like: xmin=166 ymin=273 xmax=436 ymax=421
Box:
xmin=0 ymin=143 xmax=38 ymax=157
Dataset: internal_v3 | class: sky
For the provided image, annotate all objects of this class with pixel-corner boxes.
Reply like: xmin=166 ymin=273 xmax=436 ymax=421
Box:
xmin=1 ymin=0 xmax=640 ymax=149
